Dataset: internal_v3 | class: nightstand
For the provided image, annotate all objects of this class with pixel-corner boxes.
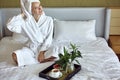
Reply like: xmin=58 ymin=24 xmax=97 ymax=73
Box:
xmin=109 ymin=35 xmax=120 ymax=61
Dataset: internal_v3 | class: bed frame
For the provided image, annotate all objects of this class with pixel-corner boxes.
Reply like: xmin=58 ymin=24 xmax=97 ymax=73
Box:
xmin=0 ymin=7 xmax=111 ymax=40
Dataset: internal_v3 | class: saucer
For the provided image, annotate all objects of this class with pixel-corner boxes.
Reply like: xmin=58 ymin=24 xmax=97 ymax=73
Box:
xmin=49 ymin=71 xmax=62 ymax=78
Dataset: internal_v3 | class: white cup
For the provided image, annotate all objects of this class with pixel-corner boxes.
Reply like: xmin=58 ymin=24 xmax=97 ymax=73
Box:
xmin=49 ymin=69 xmax=61 ymax=78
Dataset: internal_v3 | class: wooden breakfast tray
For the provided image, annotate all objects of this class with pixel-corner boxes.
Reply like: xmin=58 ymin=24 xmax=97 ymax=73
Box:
xmin=39 ymin=63 xmax=81 ymax=80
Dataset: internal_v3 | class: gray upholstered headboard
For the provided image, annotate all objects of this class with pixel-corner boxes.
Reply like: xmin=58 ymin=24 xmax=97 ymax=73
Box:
xmin=0 ymin=7 xmax=111 ymax=40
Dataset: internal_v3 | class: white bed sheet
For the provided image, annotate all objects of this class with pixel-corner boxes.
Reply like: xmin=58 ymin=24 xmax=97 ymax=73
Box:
xmin=0 ymin=37 xmax=120 ymax=80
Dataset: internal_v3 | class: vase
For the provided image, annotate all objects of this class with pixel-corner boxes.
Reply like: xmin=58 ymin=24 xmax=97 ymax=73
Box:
xmin=66 ymin=63 xmax=74 ymax=73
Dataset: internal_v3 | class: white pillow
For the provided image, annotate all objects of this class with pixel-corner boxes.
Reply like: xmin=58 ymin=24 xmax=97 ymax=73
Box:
xmin=12 ymin=33 xmax=28 ymax=43
xmin=54 ymin=20 xmax=97 ymax=42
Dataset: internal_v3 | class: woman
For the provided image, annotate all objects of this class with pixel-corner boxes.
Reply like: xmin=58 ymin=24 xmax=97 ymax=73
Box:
xmin=7 ymin=0 xmax=56 ymax=66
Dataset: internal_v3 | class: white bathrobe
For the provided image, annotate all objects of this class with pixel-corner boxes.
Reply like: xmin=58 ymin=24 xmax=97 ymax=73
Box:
xmin=7 ymin=0 xmax=54 ymax=66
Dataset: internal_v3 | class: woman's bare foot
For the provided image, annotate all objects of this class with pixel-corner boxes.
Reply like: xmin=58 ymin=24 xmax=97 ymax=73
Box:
xmin=40 ymin=56 xmax=56 ymax=63
xmin=12 ymin=53 xmax=18 ymax=65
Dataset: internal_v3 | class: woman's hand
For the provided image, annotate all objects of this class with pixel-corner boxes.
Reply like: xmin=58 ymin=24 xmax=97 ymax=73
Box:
xmin=21 ymin=13 xmax=27 ymax=20
xmin=38 ymin=51 xmax=45 ymax=62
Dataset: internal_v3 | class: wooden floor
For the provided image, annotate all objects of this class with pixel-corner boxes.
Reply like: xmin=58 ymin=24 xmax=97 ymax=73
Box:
xmin=116 ymin=54 xmax=120 ymax=61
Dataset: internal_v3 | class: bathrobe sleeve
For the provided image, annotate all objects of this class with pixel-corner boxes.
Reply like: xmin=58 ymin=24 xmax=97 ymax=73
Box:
xmin=7 ymin=14 xmax=24 ymax=33
xmin=39 ymin=18 xmax=53 ymax=52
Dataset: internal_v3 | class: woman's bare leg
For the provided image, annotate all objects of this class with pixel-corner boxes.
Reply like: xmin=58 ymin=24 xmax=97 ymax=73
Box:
xmin=38 ymin=51 xmax=45 ymax=62
xmin=12 ymin=53 xmax=18 ymax=65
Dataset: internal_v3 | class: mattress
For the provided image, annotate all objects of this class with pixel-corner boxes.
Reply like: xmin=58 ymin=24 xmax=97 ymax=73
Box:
xmin=0 ymin=37 xmax=120 ymax=80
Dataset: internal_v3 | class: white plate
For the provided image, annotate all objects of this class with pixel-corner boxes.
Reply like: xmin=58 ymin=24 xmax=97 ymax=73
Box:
xmin=49 ymin=71 xmax=62 ymax=78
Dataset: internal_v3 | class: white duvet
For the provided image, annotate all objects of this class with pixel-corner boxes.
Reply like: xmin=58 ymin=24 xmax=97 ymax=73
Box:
xmin=0 ymin=37 xmax=120 ymax=80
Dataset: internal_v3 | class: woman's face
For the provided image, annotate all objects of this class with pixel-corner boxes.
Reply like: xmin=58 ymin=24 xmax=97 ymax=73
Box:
xmin=32 ymin=2 xmax=43 ymax=16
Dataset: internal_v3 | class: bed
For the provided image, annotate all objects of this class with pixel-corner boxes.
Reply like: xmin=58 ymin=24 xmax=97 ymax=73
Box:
xmin=0 ymin=7 xmax=120 ymax=80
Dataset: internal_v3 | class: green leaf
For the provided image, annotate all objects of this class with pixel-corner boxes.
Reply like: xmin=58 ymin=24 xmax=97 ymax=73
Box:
xmin=58 ymin=53 xmax=63 ymax=58
xmin=77 ymin=51 xmax=82 ymax=58
xmin=75 ymin=60 xmax=80 ymax=65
